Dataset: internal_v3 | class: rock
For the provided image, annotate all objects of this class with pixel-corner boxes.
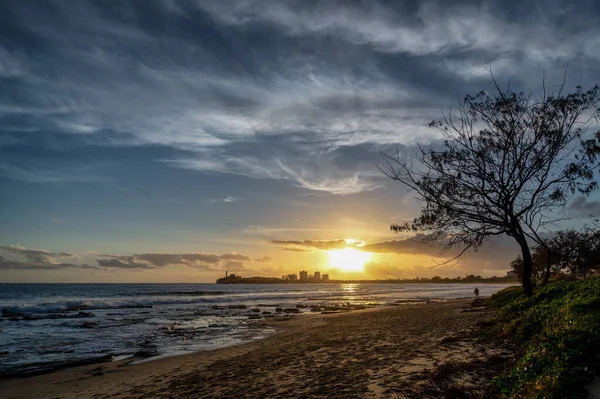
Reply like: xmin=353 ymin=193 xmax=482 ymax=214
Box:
xmin=262 ymin=311 xmax=272 ymax=315
xmin=134 ymin=349 xmax=158 ymax=358
xmin=8 ymin=317 xmax=19 ymax=321
xmin=248 ymin=315 xmax=261 ymax=320
xmin=0 ymin=351 xmax=9 ymax=356
xmin=251 ymin=308 xmax=261 ymax=313
xmin=283 ymin=308 xmax=300 ymax=314
xmin=228 ymin=305 xmax=247 ymax=309
xmin=275 ymin=308 xmax=283 ymax=313
xmin=296 ymin=304 xmax=308 ymax=308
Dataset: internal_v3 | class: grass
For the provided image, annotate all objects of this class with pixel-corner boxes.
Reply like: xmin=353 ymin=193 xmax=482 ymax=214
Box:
xmin=487 ymin=277 xmax=600 ymax=398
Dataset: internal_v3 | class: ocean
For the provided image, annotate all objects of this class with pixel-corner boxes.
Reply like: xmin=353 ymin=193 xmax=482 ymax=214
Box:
xmin=0 ymin=283 xmax=512 ymax=376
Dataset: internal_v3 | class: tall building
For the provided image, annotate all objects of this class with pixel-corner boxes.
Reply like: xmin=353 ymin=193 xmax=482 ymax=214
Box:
xmin=314 ymin=271 xmax=321 ymax=281
xmin=299 ymin=270 xmax=308 ymax=283
xmin=322 ymin=274 xmax=329 ymax=282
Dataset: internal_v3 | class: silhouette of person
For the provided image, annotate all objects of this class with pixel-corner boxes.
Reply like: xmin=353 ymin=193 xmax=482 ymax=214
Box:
xmin=474 ymin=287 xmax=480 ymax=299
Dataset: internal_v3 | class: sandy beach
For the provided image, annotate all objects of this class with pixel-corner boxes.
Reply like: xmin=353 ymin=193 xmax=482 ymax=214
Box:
xmin=1 ymin=299 xmax=512 ymax=399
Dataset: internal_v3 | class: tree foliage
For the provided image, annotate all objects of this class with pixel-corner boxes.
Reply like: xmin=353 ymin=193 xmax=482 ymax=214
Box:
xmin=380 ymin=76 xmax=600 ymax=296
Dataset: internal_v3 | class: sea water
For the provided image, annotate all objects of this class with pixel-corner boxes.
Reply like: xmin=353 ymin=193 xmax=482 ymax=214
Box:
xmin=0 ymin=283 xmax=511 ymax=376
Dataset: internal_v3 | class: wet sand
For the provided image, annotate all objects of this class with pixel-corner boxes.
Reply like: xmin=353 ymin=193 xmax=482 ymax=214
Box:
xmin=1 ymin=299 xmax=512 ymax=399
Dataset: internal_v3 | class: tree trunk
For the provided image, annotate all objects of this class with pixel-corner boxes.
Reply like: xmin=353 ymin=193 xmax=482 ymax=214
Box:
xmin=517 ymin=236 xmax=534 ymax=296
xmin=541 ymin=249 xmax=552 ymax=287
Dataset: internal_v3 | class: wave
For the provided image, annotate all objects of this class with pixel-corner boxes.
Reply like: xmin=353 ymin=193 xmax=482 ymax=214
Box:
xmin=140 ymin=290 xmax=225 ymax=297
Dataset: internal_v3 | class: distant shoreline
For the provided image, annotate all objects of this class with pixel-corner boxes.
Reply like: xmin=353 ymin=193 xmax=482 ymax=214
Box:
xmin=216 ymin=276 xmax=519 ymax=284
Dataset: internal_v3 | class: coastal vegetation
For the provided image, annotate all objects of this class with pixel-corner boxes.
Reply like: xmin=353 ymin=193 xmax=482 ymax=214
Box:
xmin=487 ymin=277 xmax=600 ymax=398
xmin=510 ymin=225 xmax=600 ymax=283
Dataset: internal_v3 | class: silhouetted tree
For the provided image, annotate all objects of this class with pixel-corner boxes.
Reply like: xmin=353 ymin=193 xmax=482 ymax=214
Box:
xmin=380 ymin=77 xmax=600 ymax=296
xmin=509 ymin=246 xmax=554 ymax=281
xmin=551 ymin=227 xmax=600 ymax=277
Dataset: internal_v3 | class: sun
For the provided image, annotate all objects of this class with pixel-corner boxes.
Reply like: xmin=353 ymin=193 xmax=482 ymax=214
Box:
xmin=328 ymin=248 xmax=372 ymax=272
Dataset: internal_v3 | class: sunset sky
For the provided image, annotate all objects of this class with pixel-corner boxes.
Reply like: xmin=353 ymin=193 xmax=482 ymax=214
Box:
xmin=1 ymin=0 xmax=600 ymax=282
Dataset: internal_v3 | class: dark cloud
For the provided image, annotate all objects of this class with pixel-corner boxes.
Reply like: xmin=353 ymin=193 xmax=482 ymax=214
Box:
xmin=360 ymin=235 xmax=442 ymax=256
xmin=3 ymin=0 xmax=597 ymax=194
xmin=0 ymin=245 xmax=77 ymax=266
xmin=568 ymin=197 xmax=600 ymax=218
xmin=96 ymin=258 xmax=153 ymax=269
xmin=96 ymin=251 xmax=256 ymax=270
xmin=0 ymin=248 xmax=94 ymax=270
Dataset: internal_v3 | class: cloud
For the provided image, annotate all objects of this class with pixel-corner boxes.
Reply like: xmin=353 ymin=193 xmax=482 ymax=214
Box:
xmin=3 ymin=0 xmax=598 ymax=195
xmin=0 ymin=245 xmax=76 ymax=264
xmin=568 ymin=197 xmax=600 ymax=218
xmin=0 ymin=163 xmax=104 ymax=184
xmin=268 ymin=239 xmax=353 ymax=251
xmin=254 ymin=256 xmax=272 ymax=262
xmin=209 ymin=196 xmax=238 ymax=203
xmin=223 ymin=260 xmax=247 ymax=271
xmin=96 ymin=251 xmax=257 ymax=270
xmin=219 ymin=253 xmax=252 ymax=261
xmin=0 ymin=246 xmax=94 ymax=270
xmin=203 ymin=0 xmax=600 ymax=61
xmin=96 ymin=258 xmax=153 ymax=269
xmin=360 ymin=235 xmax=443 ymax=256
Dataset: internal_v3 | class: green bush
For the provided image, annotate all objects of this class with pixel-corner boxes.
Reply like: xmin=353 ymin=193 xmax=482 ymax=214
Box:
xmin=489 ymin=278 xmax=600 ymax=398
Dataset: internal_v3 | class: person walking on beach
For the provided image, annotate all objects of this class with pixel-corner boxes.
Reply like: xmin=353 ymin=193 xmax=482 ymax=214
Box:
xmin=474 ymin=287 xmax=480 ymax=299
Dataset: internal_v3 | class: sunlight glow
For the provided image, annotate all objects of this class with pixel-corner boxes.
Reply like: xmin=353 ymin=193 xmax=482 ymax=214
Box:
xmin=328 ymin=248 xmax=372 ymax=272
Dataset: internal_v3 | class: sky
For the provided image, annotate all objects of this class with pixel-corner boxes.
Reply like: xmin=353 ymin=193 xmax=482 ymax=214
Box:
xmin=1 ymin=0 xmax=600 ymax=283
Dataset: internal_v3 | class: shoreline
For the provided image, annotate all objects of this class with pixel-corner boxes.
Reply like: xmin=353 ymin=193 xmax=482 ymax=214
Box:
xmin=1 ymin=298 xmax=512 ymax=399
